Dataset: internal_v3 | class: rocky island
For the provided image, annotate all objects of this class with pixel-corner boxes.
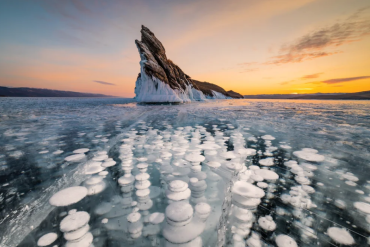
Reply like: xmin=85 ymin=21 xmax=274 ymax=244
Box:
xmin=134 ymin=25 xmax=243 ymax=103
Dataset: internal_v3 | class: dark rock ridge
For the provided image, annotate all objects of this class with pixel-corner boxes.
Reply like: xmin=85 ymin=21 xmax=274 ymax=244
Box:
xmin=226 ymin=90 xmax=244 ymax=99
xmin=134 ymin=25 xmax=242 ymax=103
xmin=192 ymin=80 xmax=228 ymax=98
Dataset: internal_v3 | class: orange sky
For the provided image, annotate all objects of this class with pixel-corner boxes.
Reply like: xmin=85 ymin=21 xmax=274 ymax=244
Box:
xmin=0 ymin=0 xmax=369 ymax=97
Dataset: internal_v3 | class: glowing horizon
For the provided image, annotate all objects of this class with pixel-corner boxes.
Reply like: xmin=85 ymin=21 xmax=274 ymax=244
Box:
xmin=1 ymin=0 xmax=369 ymax=97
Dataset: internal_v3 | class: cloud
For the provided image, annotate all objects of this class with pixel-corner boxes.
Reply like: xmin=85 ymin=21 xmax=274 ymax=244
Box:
xmin=266 ymin=51 xmax=340 ymax=65
xmin=279 ymin=80 xmax=295 ymax=85
xmin=266 ymin=8 xmax=370 ymax=65
xmin=300 ymin=72 xmax=323 ymax=80
xmin=238 ymin=62 xmax=258 ymax=66
xmin=278 ymin=73 xmax=323 ymax=86
xmin=94 ymin=80 xmax=116 ymax=86
xmin=321 ymin=76 xmax=370 ymax=84
xmin=240 ymin=68 xmax=259 ymax=73
xmin=238 ymin=62 xmax=259 ymax=73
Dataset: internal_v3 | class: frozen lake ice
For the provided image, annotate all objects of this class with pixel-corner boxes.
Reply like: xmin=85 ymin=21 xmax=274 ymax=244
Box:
xmin=0 ymin=97 xmax=370 ymax=247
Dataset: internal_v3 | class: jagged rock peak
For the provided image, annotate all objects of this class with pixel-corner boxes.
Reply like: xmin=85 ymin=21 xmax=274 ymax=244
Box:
xmin=134 ymin=25 xmax=242 ymax=103
xmin=140 ymin=25 xmax=166 ymax=58
xmin=135 ymin=26 xmax=192 ymax=92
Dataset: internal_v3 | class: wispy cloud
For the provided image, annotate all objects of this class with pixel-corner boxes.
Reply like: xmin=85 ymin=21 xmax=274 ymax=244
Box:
xmin=238 ymin=62 xmax=258 ymax=66
xmin=238 ymin=62 xmax=259 ymax=73
xmin=240 ymin=68 xmax=259 ymax=73
xmin=321 ymin=76 xmax=370 ymax=84
xmin=301 ymin=72 xmax=323 ymax=80
xmin=278 ymin=73 xmax=323 ymax=86
xmin=305 ymin=75 xmax=370 ymax=85
xmin=266 ymin=51 xmax=340 ymax=65
xmin=279 ymin=80 xmax=295 ymax=85
xmin=266 ymin=8 xmax=370 ymax=65
xmin=94 ymin=80 xmax=116 ymax=86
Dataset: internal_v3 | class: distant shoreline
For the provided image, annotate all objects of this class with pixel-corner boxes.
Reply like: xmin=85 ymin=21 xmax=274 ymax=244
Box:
xmin=2 ymin=86 xmax=369 ymax=100
xmin=0 ymin=96 xmax=119 ymax=98
xmin=244 ymin=98 xmax=370 ymax=100
xmin=0 ymin=86 xmax=116 ymax=97
xmin=243 ymin=90 xmax=370 ymax=100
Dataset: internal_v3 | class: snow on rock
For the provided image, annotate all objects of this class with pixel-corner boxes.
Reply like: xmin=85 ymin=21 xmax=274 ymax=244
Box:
xmin=210 ymin=90 xmax=229 ymax=99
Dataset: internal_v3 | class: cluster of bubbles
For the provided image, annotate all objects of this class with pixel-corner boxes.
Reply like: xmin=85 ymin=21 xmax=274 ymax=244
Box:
xmin=30 ymin=120 xmax=370 ymax=247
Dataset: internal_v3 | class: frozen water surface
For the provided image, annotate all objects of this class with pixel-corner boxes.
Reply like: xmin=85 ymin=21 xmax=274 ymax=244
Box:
xmin=1 ymin=98 xmax=370 ymax=247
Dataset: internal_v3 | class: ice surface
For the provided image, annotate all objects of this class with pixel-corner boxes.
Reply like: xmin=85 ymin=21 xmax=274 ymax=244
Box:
xmin=1 ymin=98 xmax=370 ymax=247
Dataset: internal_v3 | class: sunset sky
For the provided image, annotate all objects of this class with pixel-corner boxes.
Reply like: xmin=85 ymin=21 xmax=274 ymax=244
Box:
xmin=0 ymin=0 xmax=369 ymax=97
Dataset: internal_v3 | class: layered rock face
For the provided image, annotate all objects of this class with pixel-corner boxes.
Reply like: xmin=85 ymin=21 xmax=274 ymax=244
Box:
xmin=134 ymin=25 xmax=242 ymax=103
